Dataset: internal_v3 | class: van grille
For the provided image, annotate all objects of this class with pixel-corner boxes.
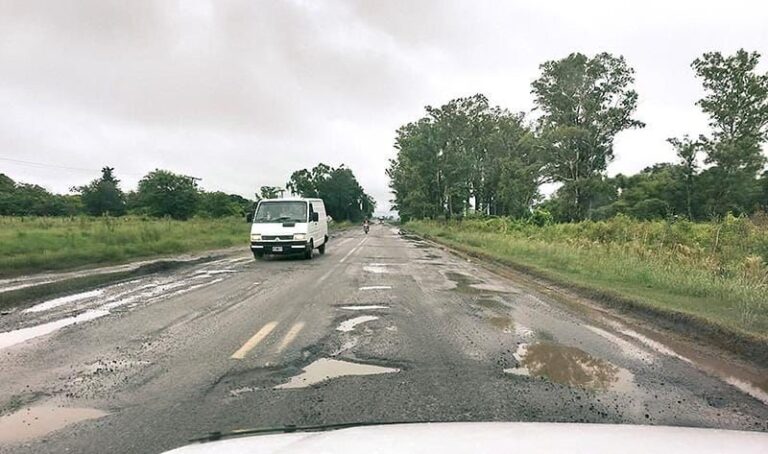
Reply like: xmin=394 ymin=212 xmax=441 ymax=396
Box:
xmin=262 ymin=235 xmax=293 ymax=241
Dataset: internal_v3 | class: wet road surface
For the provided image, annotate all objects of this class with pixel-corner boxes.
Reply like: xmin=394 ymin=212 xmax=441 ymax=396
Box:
xmin=0 ymin=225 xmax=766 ymax=453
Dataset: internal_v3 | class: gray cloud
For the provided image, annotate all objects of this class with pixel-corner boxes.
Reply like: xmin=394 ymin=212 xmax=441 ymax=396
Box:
xmin=1 ymin=0 xmax=766 ymax=211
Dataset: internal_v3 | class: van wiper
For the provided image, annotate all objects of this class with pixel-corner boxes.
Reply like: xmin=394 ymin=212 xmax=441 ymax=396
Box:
xmin=191 ymin=420 xmax=420 ymax=443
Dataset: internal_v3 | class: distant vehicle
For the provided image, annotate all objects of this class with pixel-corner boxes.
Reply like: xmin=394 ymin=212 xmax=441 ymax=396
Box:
xmin=249 ymin=198 xmax=328 ymax=260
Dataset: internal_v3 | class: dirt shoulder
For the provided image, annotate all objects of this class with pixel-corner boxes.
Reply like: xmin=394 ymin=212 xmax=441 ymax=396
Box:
xmin=407 ymin=229 xmax=768 ymax=366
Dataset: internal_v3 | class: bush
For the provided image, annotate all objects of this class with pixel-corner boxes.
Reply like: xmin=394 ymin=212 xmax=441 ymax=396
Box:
xmin=527 ymin=208 xmax=553 ymax=227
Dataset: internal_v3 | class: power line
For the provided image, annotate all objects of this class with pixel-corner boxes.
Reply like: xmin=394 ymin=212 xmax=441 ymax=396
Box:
xmin=0 ymin=156 xmax=106 ymax=174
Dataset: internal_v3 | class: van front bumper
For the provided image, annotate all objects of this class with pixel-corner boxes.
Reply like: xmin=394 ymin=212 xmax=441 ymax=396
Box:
xmin=251 ymin=241 xmax=308 ymax=254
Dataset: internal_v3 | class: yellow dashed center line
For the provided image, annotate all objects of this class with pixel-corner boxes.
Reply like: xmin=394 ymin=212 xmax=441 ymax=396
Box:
xmin=276 ymin=322 xmax=306 ymax=353
xmin=230 ymin=321 xmax=278 ymax=359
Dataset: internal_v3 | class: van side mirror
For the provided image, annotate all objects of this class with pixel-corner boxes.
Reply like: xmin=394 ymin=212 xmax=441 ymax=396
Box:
xmin=311 ymin=212 xmax=319 ymax=222
xmin=246 ymin=212 xmax=253 ymax=223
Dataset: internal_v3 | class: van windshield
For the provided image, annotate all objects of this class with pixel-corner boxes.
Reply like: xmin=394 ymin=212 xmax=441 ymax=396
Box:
xmin=253 ymin=201 xmax=308 ymax=223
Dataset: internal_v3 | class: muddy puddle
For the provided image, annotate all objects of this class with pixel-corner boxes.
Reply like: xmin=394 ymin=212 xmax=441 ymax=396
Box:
xmin=601 ymin=321 xmax=768 ymax=404
xmin=504 ymin=342 xmax=635 ymax=392
xmin=475 ymin=297 xmax=507 ymax=310
xmin=24 ymin=289 xmax=104 ymax=314
xmin=445 ymin=271 xmax=511 ymax=294
xmin=336 ymin=315 xmax=378 ymax=332
xmin=0 ymin=406 xmax=107 ymax=443
xmin=489 ymin=316 xmax=514 ymax=333
xmin=339 ymin=305 xmax=388 ymax=311
xmin=0 ymin=310 xmax=109 ymax=350
xmin=275 ymin=358 xmax=400 ymax=389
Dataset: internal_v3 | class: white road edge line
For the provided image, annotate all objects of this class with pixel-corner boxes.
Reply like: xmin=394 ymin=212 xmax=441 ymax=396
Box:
xmin=339 ymin=237 xmax=367 ymax=264
xmin=231 ymin=321 xmax=278 ymax=359
xmin=359 ymin=285 xmax=392 ymax=290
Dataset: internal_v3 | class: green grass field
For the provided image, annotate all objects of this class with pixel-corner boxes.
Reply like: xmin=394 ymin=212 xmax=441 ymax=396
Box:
xmin=0 ymin=216 xmax=249 ymax=277
xmin=406 ymin=216 xmax=768 ymax=340
xmin=0 ymin=216 xmax=356 ymax=278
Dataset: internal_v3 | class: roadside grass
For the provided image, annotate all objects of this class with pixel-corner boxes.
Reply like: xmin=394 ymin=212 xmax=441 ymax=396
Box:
xmin=329 ymin=220 xmax=354 ymax=231
xmin=0 ymin=216 xmax=248 ymax=277
xmin=406 ymin=216 xmax=768 ymax=341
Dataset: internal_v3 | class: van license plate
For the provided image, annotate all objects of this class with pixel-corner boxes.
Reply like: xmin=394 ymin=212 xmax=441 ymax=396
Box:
xmin=272 ymin=246 xmax=283 ymax=252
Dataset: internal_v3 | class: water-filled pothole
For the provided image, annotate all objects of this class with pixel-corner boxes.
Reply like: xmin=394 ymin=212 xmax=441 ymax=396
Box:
xmin=0 ymin=406 xmax=107 ymax=443
xmin=0 ymin=310 xmax=109 ymax=350
xmin=475 ymin=298 xmax=507 ymax=310
xmin=445 ymin=271 xmax=510 ymax=294
xmin=336 ymin=315 xmax=379 ymax=332
xmin=339 ymin=305 xmax=388 ymax=311
xmin=489 ymin=316 xmax=514 ymax=333
xmin=274 ymin=358 xmax=400 ymax=389
xmin=504 ymin=342 xmax=635 ymax=392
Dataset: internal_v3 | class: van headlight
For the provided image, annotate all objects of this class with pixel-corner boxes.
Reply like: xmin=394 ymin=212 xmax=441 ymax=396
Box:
xmin=250 ymin=234 xmax=261 ymax=241
xmin=293 ymin=233 xmax=306 ymax=241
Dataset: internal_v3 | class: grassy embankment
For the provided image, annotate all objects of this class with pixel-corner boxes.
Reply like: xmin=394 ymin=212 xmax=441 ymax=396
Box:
xmin=0 ymin=216 xmax=248 ymax=278
xmin=407 ymin=216 xmax=768 ymax=345
xmin=0 ymin=216 xmax=356 ymax=278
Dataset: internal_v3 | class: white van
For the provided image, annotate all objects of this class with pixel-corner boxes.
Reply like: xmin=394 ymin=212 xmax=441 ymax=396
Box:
xmin=249 ymin=198 xmax=328 ymax=260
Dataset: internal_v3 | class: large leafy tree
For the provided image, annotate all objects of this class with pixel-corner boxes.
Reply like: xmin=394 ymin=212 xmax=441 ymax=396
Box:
xmin=532 ymin=52 xmax=644 ymax=220
xmin=258 ymin=186 xmax=283 ymax=200
xmin=387 ymin=118 xmax=441 ymax=221
xmin=136 ymin=170 xmax=198 ymax=220
xmin=691 ymin=49 xmax=768 ymax=216
xmin=287 ymin=163 xmax=374 ymax=222
xmin=197 ymin=191 xmax=243 ymax=217
xmin=388 ymin=95 xmax=542 ymax=220
xmin=667 ymin=136 xmax=701 ymax=220
xmin=75 ymin=167 xmax=126 ymax=216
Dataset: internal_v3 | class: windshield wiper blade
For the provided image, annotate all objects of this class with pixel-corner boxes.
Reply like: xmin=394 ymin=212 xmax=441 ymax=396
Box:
xmin=191 ymin=420 xmax=423 ymax=443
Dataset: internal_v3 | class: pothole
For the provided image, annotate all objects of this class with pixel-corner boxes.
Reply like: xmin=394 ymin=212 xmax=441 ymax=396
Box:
xmin=363 ymin=266 xmax=389 ymax=274
xmin=504 ymin=342 xmax=635 ymax=392
xmin=82 ymin=359 xmax=151 ymax=375
xmin=488 ymin=316 xmax=514 ymax=333
xmin=339 ymin=305 xmax=388 ymax=311
xmin=445 ymin=271 xmax=511 ymax=294
xmin=229 ymin=386 xmax=259 ymax=397
xmin=24 ymin=289 xmax=104 ymax=313
xmin=274 ymin=358 xmax=400 ymax=389
xmin=0 ymin=406 xmax=108 ymax=443
xmin=475 ymin=298 xmax=507 ymax=310
xmin=336 ymin=315 xmax=379 ymax=332
xmin=0 ymin=310 xmax=110 ymax=350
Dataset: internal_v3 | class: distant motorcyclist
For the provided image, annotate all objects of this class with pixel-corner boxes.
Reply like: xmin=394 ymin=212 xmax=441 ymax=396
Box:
xmin=363 ymin=218 xmax=370 ymax=234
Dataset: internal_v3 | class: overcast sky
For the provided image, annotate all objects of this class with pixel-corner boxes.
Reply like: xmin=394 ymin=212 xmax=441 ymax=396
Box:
xmin=1 ymin=0 xmax=766 ymax=212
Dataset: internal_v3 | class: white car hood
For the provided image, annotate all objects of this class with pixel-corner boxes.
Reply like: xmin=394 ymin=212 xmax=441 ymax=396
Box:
xmin=163 ymin=422 xmax=767 ymax=454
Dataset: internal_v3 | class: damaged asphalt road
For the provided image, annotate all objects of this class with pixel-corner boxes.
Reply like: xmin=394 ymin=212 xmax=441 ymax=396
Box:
xmin=0 ymin=225 xmax=766 ymax=453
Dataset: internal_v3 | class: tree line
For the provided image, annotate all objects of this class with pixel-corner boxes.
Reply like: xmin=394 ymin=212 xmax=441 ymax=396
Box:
xmin=0 ymin=163 xmax=375 ymax=222
xmin=0 ymin=168 xmax=251 ymax=220
xmin=388 ymin=49 xmax=768 ymax=222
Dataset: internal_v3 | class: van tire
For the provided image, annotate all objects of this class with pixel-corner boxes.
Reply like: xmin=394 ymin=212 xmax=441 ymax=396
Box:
xmin=318 ymin=238 xmax=326 ymax=255
xmin=253 ymin=251 xmax=264 ymax=260
xmin=304 ymin=240 xmax=313 ymax=260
